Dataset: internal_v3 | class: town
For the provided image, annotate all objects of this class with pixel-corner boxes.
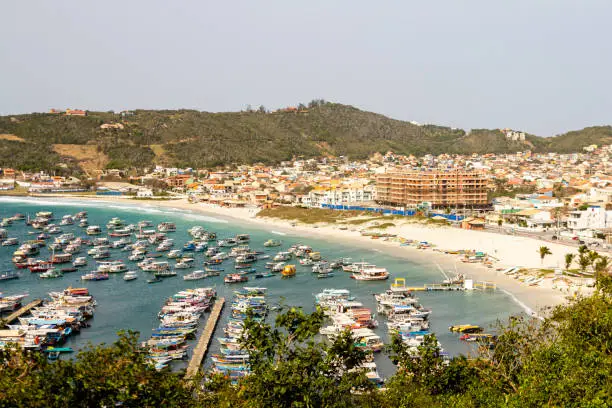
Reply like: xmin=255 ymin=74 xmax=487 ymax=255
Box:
xmin=2 ymin=143 xmax=611 ymax=247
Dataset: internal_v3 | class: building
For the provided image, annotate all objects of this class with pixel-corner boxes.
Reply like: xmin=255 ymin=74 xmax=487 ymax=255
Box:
xmin=376 ymin=170 xmax=488 ymax=209
xmin=304 ymin=185 xmax=375 ymax=208
xmin=65 ymin=109 xmax=87 ymax=116
xmin=567 ymin=206 xmax=612 ymax=233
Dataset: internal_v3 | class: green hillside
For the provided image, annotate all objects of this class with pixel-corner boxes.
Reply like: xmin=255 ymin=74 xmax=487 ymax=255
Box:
xmin=0 ymin=102 xmax=609 ymax=174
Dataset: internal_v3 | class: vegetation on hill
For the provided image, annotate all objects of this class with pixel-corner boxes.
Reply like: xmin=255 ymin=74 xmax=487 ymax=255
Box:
xmin=0 ymin=267 xmax=611 ymax=407
xmin=1 ymin=103 xmax=610 ymax=174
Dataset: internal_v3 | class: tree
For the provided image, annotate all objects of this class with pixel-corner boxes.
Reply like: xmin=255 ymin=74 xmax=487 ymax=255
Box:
xmin=564 ymin=253 xmax=575 ymax=271
xmin=258 ymin=105 xmax=267 ymax=114
xmin=538 ymin=246 xmax=552 ymax=265
xmin=578 ymin=254 xmax=591 ymax=275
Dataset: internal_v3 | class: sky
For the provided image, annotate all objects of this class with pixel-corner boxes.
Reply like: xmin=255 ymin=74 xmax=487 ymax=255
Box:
xmin=1 ymin=1 xmax=611 ymax=136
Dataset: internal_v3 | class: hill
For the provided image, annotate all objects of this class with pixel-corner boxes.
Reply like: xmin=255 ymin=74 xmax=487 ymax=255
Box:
xmin=0 ymin=102 xmax=610 ymax=175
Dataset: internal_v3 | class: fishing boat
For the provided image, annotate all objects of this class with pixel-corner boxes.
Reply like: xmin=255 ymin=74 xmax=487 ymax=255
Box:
xmin=1 ymin=238 xmax=18 ymax=246
xmin=351 ymin=265 xmax=389 ymax=281
xmin=175 ymin=259 xmax=195 ymax=269
xmin=224 ymin=274 xmax=248 ymax=284
xmin=81 ymin=272 xmax=109 ymax=281
xmin=281 ymin=264 xmax=296 ymax=278
xmin=154 ymin=270 xmax=177 ymax=278
xmin=235 ymin=234 xmax=250 ymax=243
xmin=182 ymin=241 xmax=196 ymax=251
xmin=218 ymin=238 xmax=237 ymax=248
xmin=263 ymin=239 xmax=282 ymax=247
xmin=60 ymin=215 xmax=74 ymax=226
xmin=204 ymin=266 xmax=224 ymax=273
xmin=0 ymin=271 xmax=19 ymax=281
xmin=51 ymin=253 xmax=73 ymax=264
xmin=449 ymin=324 xmax=482 ymax=334
xmin=183 ymin=270 xmax=209 ymax=281
xmin=61 ymin=267 xmax=78 ymax=273
xmin=86 ymin=226 xmax=102 ymax=235
xmin=254 ymin=272 xmax=274 ymax=279
xmin=36 ymin=211 xmax=53 ymax=219
xmin=123 ymin=271 xmax=138 ymax=281
xmin=273 ymin=251 xmax=292 ymax=262
xmin=147 ymin=276 xmax=163 ymax=284
xmin=106 ymin=217 xmax=125 ymax=229
xmin=28 ymin=262 xmax=54 ymax=273
xmin=40 ymin=269 xmax=64 ymax=279
xmin=157 ymin=222 xmax=176 ymax=233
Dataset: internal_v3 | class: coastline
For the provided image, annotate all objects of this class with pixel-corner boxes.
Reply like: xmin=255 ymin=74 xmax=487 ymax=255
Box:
xmin=3 ymin=195 xmax=579 ymax=316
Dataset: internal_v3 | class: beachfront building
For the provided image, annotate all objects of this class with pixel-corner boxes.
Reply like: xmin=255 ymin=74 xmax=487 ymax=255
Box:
xmin=566 ymin=206 xmax=612 ymax=234
xmin=376 ymin=170 xmax=489 ymax=209
xmin=303 ymin=185 xmax=375 ymax=208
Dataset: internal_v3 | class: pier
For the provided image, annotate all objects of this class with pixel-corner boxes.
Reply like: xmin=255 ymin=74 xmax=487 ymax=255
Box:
xmin=1 ymin=299 xmax=43 ymax=327
xmin=185 ymin=297 xmax=225 ymax=379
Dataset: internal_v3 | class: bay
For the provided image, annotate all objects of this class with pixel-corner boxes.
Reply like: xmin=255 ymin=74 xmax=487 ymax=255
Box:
xmin=0 ymin=197 xmax=523 ymax=377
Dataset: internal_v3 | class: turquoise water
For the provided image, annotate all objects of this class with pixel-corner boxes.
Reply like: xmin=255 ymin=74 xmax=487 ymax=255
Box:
xmin=0 ymin=197 xmax=523 ymax=377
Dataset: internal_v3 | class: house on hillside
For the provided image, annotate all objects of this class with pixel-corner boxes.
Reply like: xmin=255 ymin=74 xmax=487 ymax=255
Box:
xmin=65 ymin=109 xmax=87 ymax=116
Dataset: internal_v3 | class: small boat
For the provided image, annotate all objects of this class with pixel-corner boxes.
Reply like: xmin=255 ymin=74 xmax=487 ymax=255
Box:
xmin=36 ymin=211 xmax=53 ymax=219
xmin=157 ymin=222 xmax=176 ymax=233
xmin=224 ymin=274 xmax=248 ymax=284
xmin=86 ymin=226 xmax=102 ymax=235
xmin=263 ymin=239 xmax=282 ymax=247
xmin=0 ymin=271 xmax=19 ymax=281
xmin=235 ymin=234 xmax=250 ymax=243
xmin=281 ymin=264 xmax=296 ymax=278
xmin=147 ymin=277 xmax=163 ymax=284
xmin=449 ymin=324 xmax=482 ymax=334
xmin=81 ymin=272 xmax=109 ymax=281
xmin=183 ymin=270 xmax=209 ymax=281
xmin=123 ymin=271 xmax=138 ymax=281
xmin=204 ymin=266 xmax=224 ymax=273
xmin=317 ymin=271 xmax=334 ymax=279
xmin=254 ymin=272 xmax=274 ymax=279
xmin=40 ymin=269 xmax=63 ymax=279
xmin=154 ymin=270 xmax=177 ymax=278
xmin=60 ymin=267 xmax=78 ymax=273
xmin=1 ymin=238 xmax=19 ymax=246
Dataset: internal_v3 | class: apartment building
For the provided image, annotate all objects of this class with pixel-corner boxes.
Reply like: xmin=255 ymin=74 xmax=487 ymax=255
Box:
xmin=304 ymin=185 xmax=375 ymax=208
xmin=376 ymin=170 xmax=488 ymax=208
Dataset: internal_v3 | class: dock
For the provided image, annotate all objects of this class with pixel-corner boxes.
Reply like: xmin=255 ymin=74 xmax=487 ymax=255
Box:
xmin=1 ymin=299 xmax=43 ymax=327
xmin=185 ymin=297 xmax=225 ymax=379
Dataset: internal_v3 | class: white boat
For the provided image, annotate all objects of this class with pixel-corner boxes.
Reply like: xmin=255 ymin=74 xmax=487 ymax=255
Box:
xmin=183 ymin=270 xmax=208 ymax=281
xmin=73 ymin=257 xmax=87 ymax=267
xmin=351 ymin=265 xmax=389 ymax=281
xmin=123 ymin=271 xmax=138 ymax=281
xmin=157 ymin=222 xmax=176 ymax=233
xmin=167 ymin=250 xmax=182 ymax=259
xmin=273 ymin=251 xmax=292 ymax=262
xmin=86 ymin=226 xmax=102 ymax=235
xmin=175 ymin=259 xmax=195 ymax=269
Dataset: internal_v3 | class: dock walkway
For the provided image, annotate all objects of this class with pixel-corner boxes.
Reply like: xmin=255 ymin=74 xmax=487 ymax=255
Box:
xmin=185 ymin=297 xmax=225 ymax=379
xmin=1 ymin=299 xmax=43 ymax=327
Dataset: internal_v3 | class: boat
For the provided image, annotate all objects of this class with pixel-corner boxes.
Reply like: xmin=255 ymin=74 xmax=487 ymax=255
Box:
xmin=183 ymin=270 xmax=210 ymax=281
xmin=123 ymin=271 xmax=138 ymax=281
xmin=157 ymin=222 xmax=176 ymax=233
xmin=60 ymin=215 xmax=74 ymax=226
xmin=175 ymin=259 xmax=195 ymax=269
xmin=273 ymin=251 xmax=292 ymax=262
xmin=0 ymin=271 xmax=19 ymax=281
xmin=81 ymin=272 xmax=109 ymax=281
xmin=281 ymin=264 xmax=296 ymax=278
xmin=51 ymin=253 xmax=73 ymax=264
xmin=40 ymin=269 xmax=64 ymax=279
xmin=36 ymin=211 xmax=53 ymax=219
xmin=351 ymin=264 xmax=389 ymax=281
xmin=154 ymin=270 xmax=177 ymax=278
xmin=1 ymin=238 xmax=18 ymax=246
xmin=263 ymin=239 xmax=282 ymax=247
xmin=254 ymin=272 xmax=274 ymax=279
xmin=235 ymin=234 xmax=250 ymax=243
xmin=86 ymin=226 xmax=102 ymax=235
xmin=61 ymin=267 xmax=78 ymax=273
xmin=218 ymin=238 xmax=237 ymax=248
xmin=449 ymin=324 xmax=482 ymax=334
xmin=224 ymin=274 xmax=248 ymax=284
xmin=147 ymin=277 xmax=163 ymax=284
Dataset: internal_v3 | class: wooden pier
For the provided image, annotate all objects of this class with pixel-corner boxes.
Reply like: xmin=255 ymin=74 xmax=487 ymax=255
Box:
xmin=1 ymin=299 xmax=43 ymax=327
xmin=185 ymin=297 xmax=225 ymax=380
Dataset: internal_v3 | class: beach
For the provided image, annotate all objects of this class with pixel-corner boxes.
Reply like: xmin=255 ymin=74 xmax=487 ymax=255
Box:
xmin=16 ymin=195 xmax=584 ymax=316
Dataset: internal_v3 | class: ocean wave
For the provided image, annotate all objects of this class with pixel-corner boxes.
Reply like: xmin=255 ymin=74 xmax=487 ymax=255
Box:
xmin=270 ymin=231 xmax=286 ymax=236
xmin=500 ymin=289 xmax=543 ymax=320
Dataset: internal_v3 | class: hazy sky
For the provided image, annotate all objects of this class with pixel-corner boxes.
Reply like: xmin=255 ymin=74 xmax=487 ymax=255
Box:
xmin=1 ymin=1 xmax=610 ymax=135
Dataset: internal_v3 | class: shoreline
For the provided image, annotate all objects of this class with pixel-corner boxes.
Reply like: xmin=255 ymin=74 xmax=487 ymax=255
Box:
xmin=2 ymin=195 xmax=580 ymax=316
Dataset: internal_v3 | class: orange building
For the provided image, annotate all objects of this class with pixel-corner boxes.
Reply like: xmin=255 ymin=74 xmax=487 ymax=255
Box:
xmin=376 ymin=170 xmax=489 ymax=208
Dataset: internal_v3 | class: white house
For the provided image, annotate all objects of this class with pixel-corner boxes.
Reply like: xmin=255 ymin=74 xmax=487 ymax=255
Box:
xmin=305 ymin=185 xmax=375 ymax=208
xmin=567 ymin=206 xmax=612 ymax=233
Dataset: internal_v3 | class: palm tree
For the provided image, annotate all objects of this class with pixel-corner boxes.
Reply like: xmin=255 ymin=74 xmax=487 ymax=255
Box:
xmin=588 ymin=250 xmax=600 ymax=265
xmin=564 ymin=253 xmax=575 ymax=271
xmin=578 ymin=245 xmax=588 ymax=255
xmin=594 ymin=256 xmax=610 ymax=275
xmin=578 ymin=254 xmax=591 ymax=275
xmin=539 ymin=246 xmax=552 ymax=266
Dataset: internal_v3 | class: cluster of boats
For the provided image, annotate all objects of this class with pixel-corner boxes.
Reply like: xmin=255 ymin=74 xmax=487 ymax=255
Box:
xmin=0 ymin=292 xmax=27 ymax=313
xmin=315 ymin=289 xmax=384 ymax=385
xmin=0 ymin=287 xmax=96 ymax=360
xmin=374 ymin=278 xmax=434 ymax=353
xmin=212 ymin=287 xmax=268 ymax=382
xmin=144 ymin=288 xmax=217 ymax=370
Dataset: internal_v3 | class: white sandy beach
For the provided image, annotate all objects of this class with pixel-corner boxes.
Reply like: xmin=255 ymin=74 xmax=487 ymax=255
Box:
xmin=13 ymin=195 xmax=590 ymax=315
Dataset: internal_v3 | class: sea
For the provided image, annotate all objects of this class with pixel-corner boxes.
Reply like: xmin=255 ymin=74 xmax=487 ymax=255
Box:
xmin=0 ymin=197 xmax=524 ymax=377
